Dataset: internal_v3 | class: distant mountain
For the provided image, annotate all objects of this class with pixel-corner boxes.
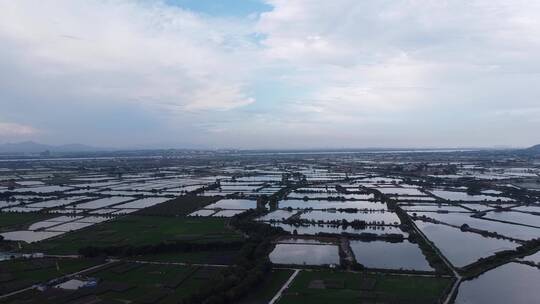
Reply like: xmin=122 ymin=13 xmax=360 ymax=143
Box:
xmin=0 ymin=141 xmax=107 ymax=154
xmin=526 ymin=144 xmax=540 ymax=152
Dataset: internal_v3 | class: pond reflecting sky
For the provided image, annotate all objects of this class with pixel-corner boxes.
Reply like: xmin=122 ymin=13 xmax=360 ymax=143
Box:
xmin=456 ymin=263 xmax=540 ymax=304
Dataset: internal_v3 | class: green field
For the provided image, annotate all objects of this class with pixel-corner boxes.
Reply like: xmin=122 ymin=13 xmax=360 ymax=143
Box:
xmin=278 ymin=270 xmax=453 ymax=304
xmin=24 ymin=215 xmax=243 ymax=254
xmin=239 ymin=269 xmax=294 ymax=304
xmin=0 ymin=212 xmax=52 ymax=232
xmin=3 ymin=262 xmax=223 ymax=304
xmin=0 ymin=258 xmax=102 ymax=296
xmin=94 ymin=262 xmax=219 ymax=303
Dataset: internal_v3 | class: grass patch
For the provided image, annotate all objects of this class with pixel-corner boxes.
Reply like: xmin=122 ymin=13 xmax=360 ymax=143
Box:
xmin=0 ymin=212 xmax=52 ymax=232
xmin=24 ymin=216 xmax=243 ymax=254
xmin=278 ymin=270 xmax=453 ymax=304
xmin=0 ymin=258 xmax=102 ymax=295
xmin=239 ymin=269 xmax=294 ymax=304
xmin=3 ymin=262 xmax=222 ymax=304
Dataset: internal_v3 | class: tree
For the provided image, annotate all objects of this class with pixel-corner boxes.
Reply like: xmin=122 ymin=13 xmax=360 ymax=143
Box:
xmin=466 ymin=183 xmax=482 ymax=195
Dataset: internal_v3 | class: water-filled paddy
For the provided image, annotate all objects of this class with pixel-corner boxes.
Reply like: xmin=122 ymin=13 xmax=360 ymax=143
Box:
xmin=212 ymin=209 xmax=244 ymax=217
xmin=414 ymin=212 xmax=540 ymax=240
xmin=287 ymin=192 xmax=334 ymax=199
xmin=350 ymin=240 xmax=433 ymax=271
xmin=77 ymin=216 xmax=109 ymax=223
xmin=256 ymin=210 xmax=295 ymax=221
xmin=0 ymin=230 xmax=64 ymax=243
xmin=287 ymin=193 xmax=373 ymax=200
xmin=113 ymin=197 xmax=169 ymax=209
xmin=300 ymin=210 xmax=400 ymax=225
xmin=395 ymin=196 xmax=436 ymax=201
xmin=110 ymin=209 xmax=138 ymax=215
xmin=205 ymin=199 xmax=257 ymax=210
xmin=12 ymin=185 xmax=72 ymax=194
xmin=511 ymin=204 xmax=540 ymax=213
xmin=461 ymin=203 xmax=496 ymax=211
xmin=521 ymin=250 xmax=540 ymax=264
xmin=47 ymin=215 xmax=83 ymax=222
xmin=75 ymin=197 xmax=132 ymax=209
xmin=377 ymin=187 xmax=426 ymax=196
xmin=277 ymin=238 xmax=333 ymax=244
xmin=279 ymin=199 xmax=386 ymax=210
xmin=455 ymin=263 xmax=540 ymax=304
xmin=2 ymin=207 xmax=42 ymax=212
xmin=401 ymin=204 xmax=469 ymax=212
xmin=414 ymin=221 xmax=519 ymax=267
xmin=429 ymin=190 xmax=513 ymax=202
xmin=269 ymin=222 xmax=408 ymax=237
xmin=47 ymin=222 xmax=94 ymax=232
xmin=0 ymin=201 xmax=25 ymax=208
xmin=26 ymin=197 xmax=87 ymax=208
xmin=482 ymin=211 xmax=540 ymax=228
xmin=89 ymin=209 xmax=117 ymax=214
xmin=189 ymin=209 xmax=216 ymax=217
xmin=269 ymin=244 xmax=340 ymax=265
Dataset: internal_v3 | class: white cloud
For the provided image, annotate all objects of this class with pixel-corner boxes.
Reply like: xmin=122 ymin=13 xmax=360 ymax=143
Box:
xmin=1 ymin=0 xmax=539 ymax=147
xmin=0 ymin=0 xmax=256 ymax=112
xmin=0 ymin=122 xmax=38 ymax=136
xmin=256 ymin=0 xmax=540 ymax=125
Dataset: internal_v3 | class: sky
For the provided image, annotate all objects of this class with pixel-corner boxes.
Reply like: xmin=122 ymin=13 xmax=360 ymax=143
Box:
xmin=0 ymin=0 xmax=539 ymax=149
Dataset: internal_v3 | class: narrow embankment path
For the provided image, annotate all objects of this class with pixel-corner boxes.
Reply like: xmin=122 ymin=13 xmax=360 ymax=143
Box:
xmin=269 ymin=269 xmax=300 ymax=304
xmin=409 ymin=219 xmax=462 ymax=304
xmin=119 ymin=258 xmax=230 ymax=268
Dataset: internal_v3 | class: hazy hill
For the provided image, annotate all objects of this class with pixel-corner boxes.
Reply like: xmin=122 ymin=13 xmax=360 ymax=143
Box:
xmin=0 ymin=141 xmax=106 ymax=154
xmin=526 ymin=144 xmax=540 ymax=152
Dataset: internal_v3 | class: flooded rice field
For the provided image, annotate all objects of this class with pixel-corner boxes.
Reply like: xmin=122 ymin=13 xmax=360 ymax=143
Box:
xmin=205 ymin=199 xmax=258 ymax=210
xmin=428 ymin=190 xmax=514 ymax=202
xmin=414 ymin=221 xmax=519 ymax=267
xmin=0 ymin=150 xmax=539 ymax=302
xmin=269 ymin=243 xmax=340 ymax=265
xmin=350 ymin=240 xmax=433 ymax=271
xmin=456 ymin=263 xmax=540 ymax=304
xmin=413 ymin=212 xmax=540 ymax=240
xmin=269 ymin=222 xmax=408 ymax=237
xmin=278 ymin=199 xmax=386 ymax=210
xmin=299 ymin=210 xmax=400 ymax=225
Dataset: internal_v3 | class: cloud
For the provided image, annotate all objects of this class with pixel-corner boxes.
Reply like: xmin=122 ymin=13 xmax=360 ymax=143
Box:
xmin=0 ymin=0 xmax=539 ymax=147
xmin=0 ymin=122 xmax=38 ymax=136
xmin=239 ymin=0 xmax=540 ymax=147
xmin=0 ymin=0 xmax=256 ymax=113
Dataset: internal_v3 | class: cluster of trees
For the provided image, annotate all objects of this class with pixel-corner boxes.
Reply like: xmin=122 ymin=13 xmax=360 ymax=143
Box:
xmin=459 ymin=223 xmax=513 ymax=240
xmin=181 ymin=241 xmax=272 ymax=304
xmin=0 ymin=192 xmax=13 ymax=200
xmin=407 ymin=232 xmax=451 ymax=274
xmin=180 ymin=209 xmax=286 ymax=304
xmin=284 ymin=217 xmax=394 ymax=229
xmin=191 ymin=182 xmax=220 ymax=195
xmin=230 ymin=208 xmax=286 ymax=239
xmin=466 ymin=182 xmax=483 ymax=195
xmin=298 ymin=195 xmax=367 ymax=202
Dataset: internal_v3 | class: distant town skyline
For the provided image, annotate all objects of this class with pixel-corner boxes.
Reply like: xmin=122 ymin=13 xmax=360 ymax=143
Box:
xmin=1 ymin=1 xmax=539 ymax=149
